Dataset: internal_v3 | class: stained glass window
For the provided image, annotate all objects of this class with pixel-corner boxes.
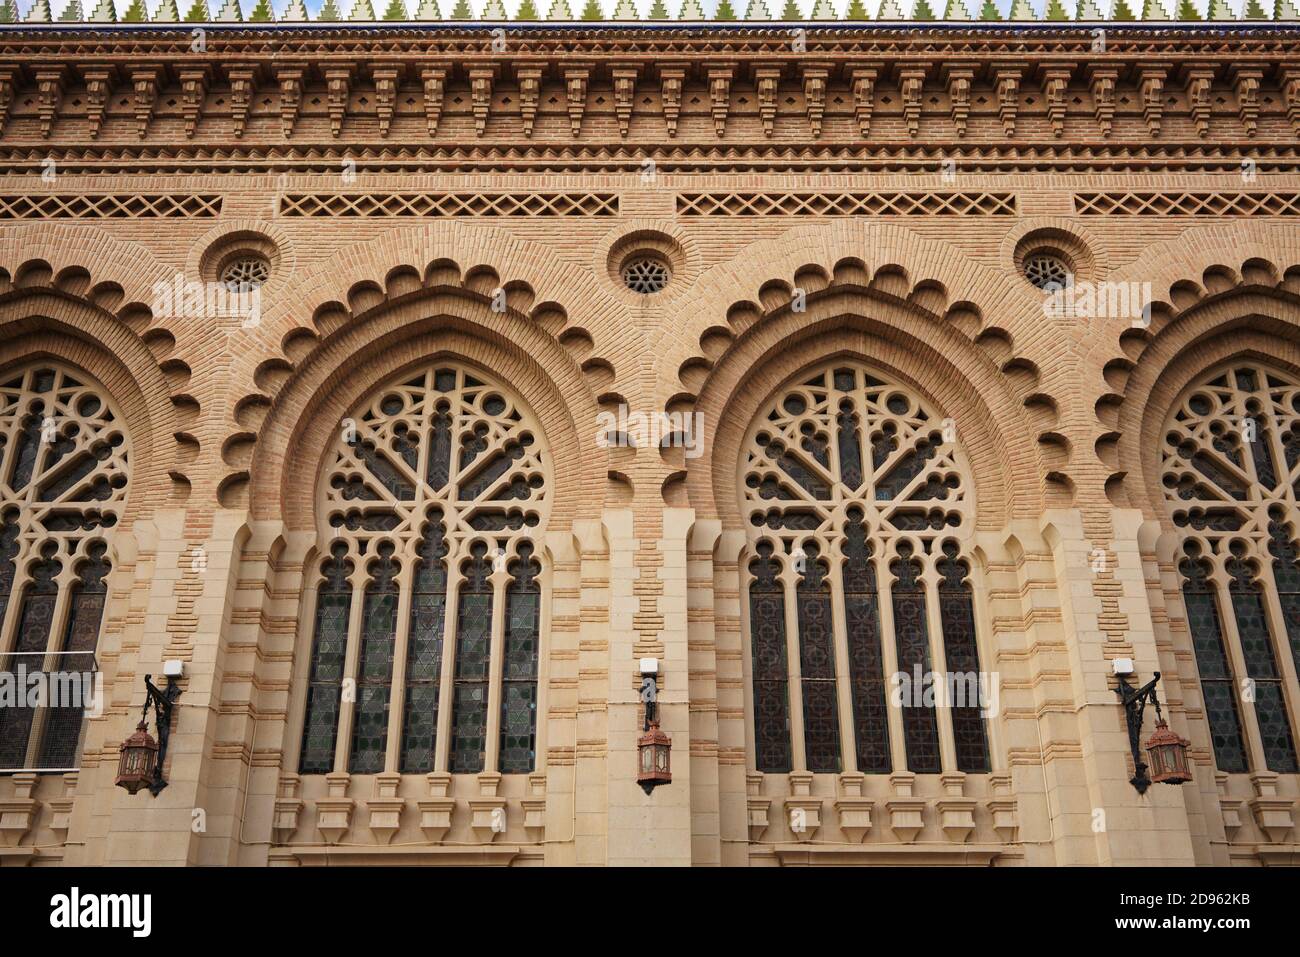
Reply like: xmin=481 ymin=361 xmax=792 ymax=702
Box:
xmin=742 ymin=362 xmax=985 ymax=776
xmin=0 ymin=364 xmax=129 ymax=773
xmin=306 ymin=362 xmax=550 ymax=777
xmin=1163 ymin=362 xmax=1300 ymax=777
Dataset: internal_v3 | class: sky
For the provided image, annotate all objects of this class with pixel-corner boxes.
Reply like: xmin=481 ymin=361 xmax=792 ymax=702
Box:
xmin=35 ymin=0 xmax=1245 ymax=19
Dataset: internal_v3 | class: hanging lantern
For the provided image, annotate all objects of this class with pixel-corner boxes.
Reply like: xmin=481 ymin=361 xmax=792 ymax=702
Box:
xmin=1146 ymin=718 xmax=1192 ymax=785
xmin=637 ymin=720 xmax=672 ymax=795
xmin=115 ymin=720 xmax=160 ymax=795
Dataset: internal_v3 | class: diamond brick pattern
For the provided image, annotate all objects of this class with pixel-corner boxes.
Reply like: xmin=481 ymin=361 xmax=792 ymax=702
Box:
xmin=279 ymin=191 xmax=618 ymax=218
xmin=0 ymin=193 xmax=221 ymax=219
xmin=677 ymin=191 xmax=1017 ymax=217
xmin=1075 ymin=192 xmax=1300 ymax=216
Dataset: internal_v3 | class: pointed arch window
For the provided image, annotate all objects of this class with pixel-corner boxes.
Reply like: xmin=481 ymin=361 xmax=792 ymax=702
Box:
xmin=1163 ymin=362 xmax=1300 ymax=775
xmin=741 ymin=363 xmax=992 ymax=777
xmin=298 ymin=362 xmax=550 ymax=777
xmin=0 ymin=364 xmax=129 ymax=772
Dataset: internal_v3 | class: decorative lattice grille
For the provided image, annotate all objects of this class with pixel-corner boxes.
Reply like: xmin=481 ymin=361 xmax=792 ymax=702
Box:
xmin=0 ymin=194 xmax=222 ymax=219
xmin=621 ymin=257 xmax=670 ymax=294
xmin=677 ymin=191 xmax=1017 ymax=217
xmin=300 ymin=362 xmax=549 ymax=779
xmin=1024 ymin=254 xmax=1072 ymax=291
xmin=1162 ymin=362 xmax=1300 ymax=776
xmin=279 ymin=192 xmax=618 ymax=218
xmin=1075 ymin=192 xmax=1300 ymax=217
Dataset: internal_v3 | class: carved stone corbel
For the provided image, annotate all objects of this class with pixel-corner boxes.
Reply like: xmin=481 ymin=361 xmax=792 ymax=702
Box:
xmin=324 ymin=66 xmax=354 ymax=138
xmin=366 ymin=772 xmax=404 ymax=845
xmin=988 ymin=772 xmax=1020 ymax=844
xmin=784 ymin=771 xmax=821 ymax=843
xmin=130 ymin=64 xmax=162 ymax=139
xmin=885 ymin=771 xmax=925 ymax=843
xmin=754 ymin=66 xmax=781 ymax=137
xmin=416 ymin=772 xmax=455 ymax=843
xmin=468 ymin=66 xmax=497 ymax=137
xmin=834 ymin=772 xmax=874 ymax=843
xmin=707 ymin=63 xmax=734 ymax=137
xmin=941 ymin=65 xmax=974 ymax=137
xmin=1037 ymin=63 xmax=1075 ymax=138
xmin=1181 ymin=63 xmax=1218 ymax=138
xmin=564 ymin=65 xmax=591 ymax=137
xmin=272 ymin=772 xmax=304 ymax=843
xmin=849 ymin=66 xmax=878 ymax=137
xmin=371 ymin=63 xmax=403 ymax=138
xmin=420 ymin=65 xmax=448 ymax=137
xmin=658 ymin=63 xmax=686 ymax=138
xmin=898 ymin=65 xmax=928 ymax=137
xmin=276 ymin=67 xmax=304 ymax=138
xmin=1137 ymin=64 xmax=1167 ymax=138
xmin=46 ymin=772 xmax=79 ymax=842
xmin=80 ymin=64 xmax=115 ymax=139
xmin=469 ymin=771 xmax=506 ymax=844
xmin=745 ymin=771 xmax=771 ymax=840
xmin=612 ymin=63 xmax=640 ymax=138
xmin=178 ymin=65 xmax=211 ymax=139
xmin=521 ymin=772 xmax=547 ymax=840
xmin=35 ymin=66 xmax=65 ymax=139
xmin=936 ymin=773 xmax=977 ymax=843
xmin=0 ymin=772 xmax=39 ymax=847
xmin=801 ymin=63 xmax=831 ymax=138
xmin=1085 ymin=65 xmax=1118 ymax=138
xmin=315 ymin=771 xmax=353 ymax=845
xmin=992 ymin=63 xmax=1022 ymax=137
xmin=226 ymin=64 xmax=257 ymax=138
xmin=1229 ymin=63 xmax=1265 ymax=138
xmin=515 ymin=64 xmax=544 ymax=137
xmin=1248 ymin=771 xmax=1294 ymax=843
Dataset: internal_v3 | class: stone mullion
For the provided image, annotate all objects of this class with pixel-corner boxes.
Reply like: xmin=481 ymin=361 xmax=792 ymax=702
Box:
xmin=737 ymin=554 xmax=760 ymax=769
xmin=825 ymin=551 xmax=858 ymax=775
xmin=921 ymin=558 xmax=959 ymax=774
xmin=332 ymin=569 xmax=368 ymax=774
xmin=780 ymin=560 xmax=806 ymax=772
xmin=966 ymin=552 xmax=1004 ymax=771
xmin=432 ymin=560 xmax=465 ymax=774
xmin=382 ymin=556 xmax=416 ymax=775
xmin=483 ymin=564 xmax=509 ymax=774
xmin=23 ymin=565 xmax=76 ymax=768
xmin=1211 ymin=569 xmax=1271 ymax=774
xmin=1249 ymin=557 xmax=1300 ymax=757
xmin=875 ymin=548 xmax=908 ymax=773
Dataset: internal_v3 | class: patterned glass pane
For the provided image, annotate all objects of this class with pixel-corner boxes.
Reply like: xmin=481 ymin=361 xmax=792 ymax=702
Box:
xmin=797 ymin=546 xmax=840 ymax=773
xmin=748 ymin=543 xmax=791 ymax=773
xmin=891 ymin=545 xmax=941 ymax=773
xmin=1227 ymin=552 xmax=1298 ymax=772
xmin=1179 ymin=551 xmax=1248 ymax=774
xmin=500 ymin=544 xmax=541 ymax=774
xmin=349 ymin=545 xmax=399 ymax=774
xmin=450 ymin=547 xmax=493 ymax=774
xmin=937 ymin=542 xmax=990 ymax=773
xmin=1268 ymin=517 xmax=1300 ymax=685
xmin=37 ymin=544 xmax=110 ymax=769
xmin=842 ymin=520 xmax=890 ymax=773
xmin=299 ymin=546 xmax=352 ymax=774
xmin=400 ymin=517 xmax=447 ymax=773
xmin=0 ymin=555 xmax=60 ymax=769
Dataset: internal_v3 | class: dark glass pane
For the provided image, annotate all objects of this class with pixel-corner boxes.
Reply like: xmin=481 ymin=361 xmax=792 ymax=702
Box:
xmin=500 ymin=544 xmax=541 ymax=774
xmin=836 ymin=401 xmax=863 ymax=490
xmin=748 ymin=544 xmax=791 ymax=773
xmin=1179 ymin=552 xmax=1248 ymax=773
xmin=349 ymin=547 xmax=399 ymax=774
xmin=842 ymin=522 xmax=890 ymax=773
xmin=37 ymin=545 xmax=110 ymax=769
xmin=937 ymin=543 xmax=990 ymax=773
xmin=797 ymin=546 xmax=840 ymax=773
xmin=0 ymin=516 xmax=18 ymax=637
xmin=299 ymin=547 xmax=352 ymax=774
xmin=8 ymin=410 xmax=43 ymax=493
xmin=875 ymin=433 xmax=940 ymax=500
xmin=400 ymin=519 xmax=448 ymax=774
xmin=1227 ymin=553 xmax=1298 ymax=773
xmin=426 ymin=408 xmax=452 ymax=491
xmin=891 ymin=545 xmax=941 ymax=773
xmin=1268 ymin=517 xmax=1300 ymax=686
xmin=0 ymin=556 xmax=60 ymax=769
xmin=449 ymin=548 xmax=493 ymax=773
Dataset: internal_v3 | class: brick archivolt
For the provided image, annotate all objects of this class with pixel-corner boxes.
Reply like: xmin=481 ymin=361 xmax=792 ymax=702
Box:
xmin=0 ymin=239 xmax=185 ymax=523
xmin=663 ymin=223 xmax=1057 ymax=530
xmin=1085 ymin=222 xmax=1300 ymax=520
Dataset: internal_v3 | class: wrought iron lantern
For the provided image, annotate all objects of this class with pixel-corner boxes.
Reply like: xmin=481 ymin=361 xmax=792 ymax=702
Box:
xmin=636 ymin=669 xmax=672 ymax=795
xmin=115 ymin=674 xmax=181 ymax=797
xmin=1114 ymin=668 xmax=1192 ymax=794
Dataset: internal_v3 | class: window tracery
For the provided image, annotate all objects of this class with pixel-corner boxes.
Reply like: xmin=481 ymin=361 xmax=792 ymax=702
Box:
xmin=741 ymin=362 xmax=991 ymax=776
xmin=299 ymin=362 xmax=549 ymax=777
xmin=1163 ymin=362 xmax=1300 ymax=775
xmin=0 ymin=364 xmax=128 ymax=771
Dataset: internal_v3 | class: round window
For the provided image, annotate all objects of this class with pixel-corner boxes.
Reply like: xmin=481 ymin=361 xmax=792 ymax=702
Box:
xmin=1023 ymin=254 xmax=1072 ymax=291
xmin=621 ymin=257 xmax=670 ymax=295
xmin=221 ymin=256 xmax=270 ymax=293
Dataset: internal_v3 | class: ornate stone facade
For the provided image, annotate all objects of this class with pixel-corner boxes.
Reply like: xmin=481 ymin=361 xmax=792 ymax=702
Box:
xmin=1 ymin=15 xmax=1300 ymax=867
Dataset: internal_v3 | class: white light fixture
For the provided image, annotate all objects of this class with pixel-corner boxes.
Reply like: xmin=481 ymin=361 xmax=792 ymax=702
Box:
xmin=1112 ymin=658 xmax=1134 ymax=676
xmin=163 ymin=660 xmax=185 ymax=678
xmin=639 ymin=657 xmax=659 ymax=676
